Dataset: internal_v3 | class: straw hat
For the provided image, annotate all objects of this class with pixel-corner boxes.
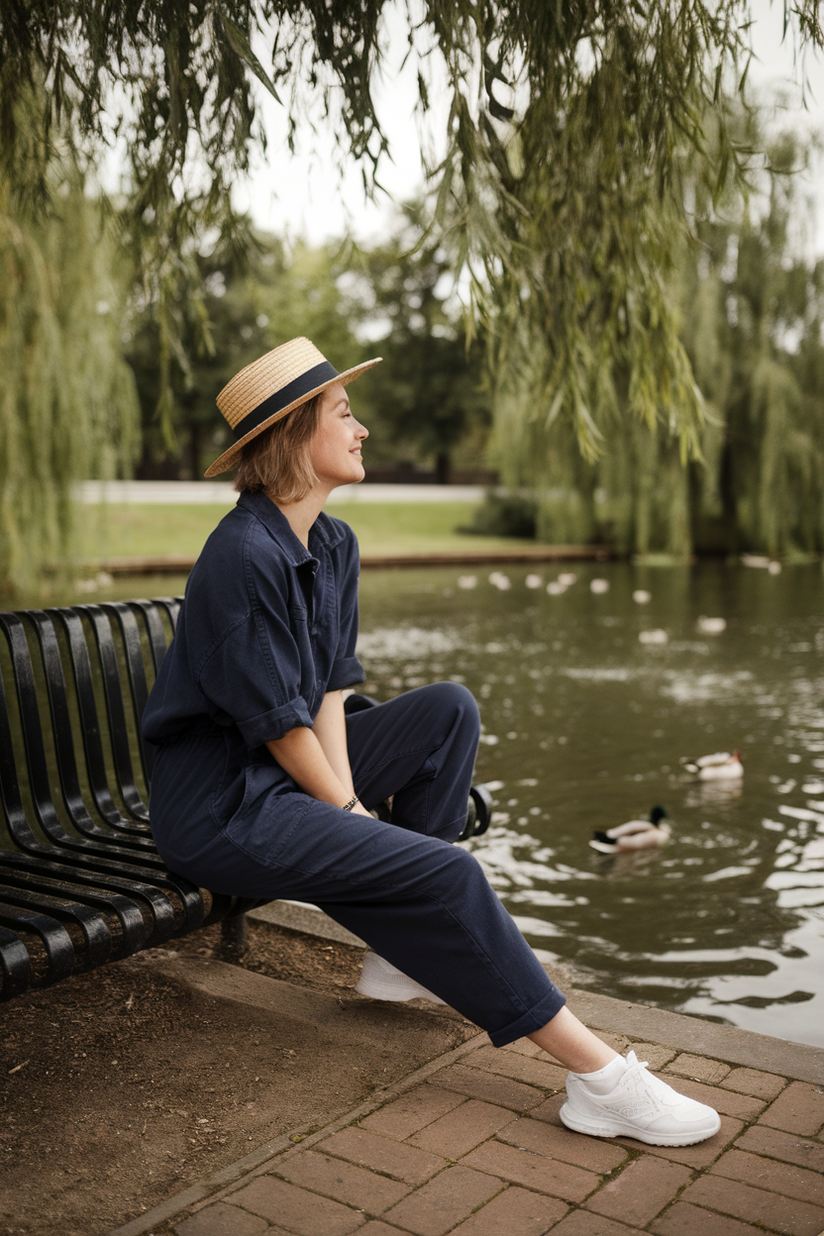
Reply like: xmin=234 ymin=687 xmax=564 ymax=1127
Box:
xmin=204 ymin=337 xmax=381 ymax=478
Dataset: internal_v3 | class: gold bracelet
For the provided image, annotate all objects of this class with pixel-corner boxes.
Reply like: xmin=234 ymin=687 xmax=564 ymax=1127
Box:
xmin=342 ymin=795 xmax=359 ymax=812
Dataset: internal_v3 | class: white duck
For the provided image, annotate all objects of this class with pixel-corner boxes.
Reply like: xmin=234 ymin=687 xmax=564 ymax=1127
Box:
xmin=681 ymin=751 xmax=743 ymax=781
xmin=589 ymin=806 xmax=672 ymax=853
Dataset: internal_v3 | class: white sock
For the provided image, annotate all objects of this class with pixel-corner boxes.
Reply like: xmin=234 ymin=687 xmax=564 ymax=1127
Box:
xmin=571 ymin=1053 xmax=627 ymax=1095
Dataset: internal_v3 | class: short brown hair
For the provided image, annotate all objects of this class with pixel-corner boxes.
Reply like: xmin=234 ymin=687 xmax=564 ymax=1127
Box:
xmin=233 ymin=394 xmax=323 ymax=502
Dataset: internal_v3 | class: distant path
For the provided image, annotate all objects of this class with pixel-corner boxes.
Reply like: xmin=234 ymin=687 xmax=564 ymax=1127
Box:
xmin=87 ymin=545 xmax=615 ymax=575
xmin=75 ymin=481 xmax=488 ymax=505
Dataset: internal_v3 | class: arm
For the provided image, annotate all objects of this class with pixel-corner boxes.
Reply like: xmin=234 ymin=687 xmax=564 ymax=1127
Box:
xmin=310 ymin=690 xmax=352 ymax=790
xmin=265 ymin=690 xmax=372 ymax=818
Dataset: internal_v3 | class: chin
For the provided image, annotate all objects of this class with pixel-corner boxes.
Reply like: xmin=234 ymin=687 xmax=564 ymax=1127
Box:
xmin=329 ymin=465 xmax=364 ymax=488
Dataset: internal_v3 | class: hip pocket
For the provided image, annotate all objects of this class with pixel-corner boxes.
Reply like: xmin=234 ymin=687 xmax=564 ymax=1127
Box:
xmin=222 ymin=769 xmax=312 ymax=867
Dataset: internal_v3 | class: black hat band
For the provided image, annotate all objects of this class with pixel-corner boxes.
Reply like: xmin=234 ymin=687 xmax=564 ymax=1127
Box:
xmin=231 ymin=360 xmax=339 ymax=442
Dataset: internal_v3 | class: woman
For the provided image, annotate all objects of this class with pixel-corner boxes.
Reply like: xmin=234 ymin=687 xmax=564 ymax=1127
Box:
xmin=142 ymin=337 xmax=720 ymax=1148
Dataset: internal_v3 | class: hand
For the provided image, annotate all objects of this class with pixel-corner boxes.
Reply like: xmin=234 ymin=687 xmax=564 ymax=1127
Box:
xmin=350 ymin=801 xmax=375 ymax=819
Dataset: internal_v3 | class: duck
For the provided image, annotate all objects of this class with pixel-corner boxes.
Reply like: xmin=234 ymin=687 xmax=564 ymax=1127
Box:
xmin=696 ymin=616 xmax=726 ymax=635
xmin=681 ymin=751 xmax=743 ymax=781
xmin=589 ymin=805 xmax=671 ymax=853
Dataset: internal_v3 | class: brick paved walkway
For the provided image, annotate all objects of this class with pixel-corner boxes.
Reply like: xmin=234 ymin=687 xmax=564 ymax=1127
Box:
xmin=137 ymin=1016 xmax=824 ymax=1236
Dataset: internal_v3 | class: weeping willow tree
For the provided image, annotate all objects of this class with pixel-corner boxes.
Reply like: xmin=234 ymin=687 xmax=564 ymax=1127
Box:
xmin=492 ymin=114 xmax=824 ymax=556
xmin=681 ymin=124 xmax=824 ymax=556
xmin=1 ymin=1 xmax=823 ymax=580
xmin=0 ymin=89 xmax=139 ymax=593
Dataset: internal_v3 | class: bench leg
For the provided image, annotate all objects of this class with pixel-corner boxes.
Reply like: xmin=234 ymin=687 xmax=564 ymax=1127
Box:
xmin=219 ymin=913 xmax=248 ymax=961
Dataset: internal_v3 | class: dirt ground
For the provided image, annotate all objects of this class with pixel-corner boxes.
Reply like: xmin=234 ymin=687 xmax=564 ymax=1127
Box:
xmin=0 ymin=922 xmax=476 ymax=1236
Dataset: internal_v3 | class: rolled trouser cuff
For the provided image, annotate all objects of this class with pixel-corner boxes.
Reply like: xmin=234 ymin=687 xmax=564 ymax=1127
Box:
xmin=487 ymin=985 xmax=568 ymax=1048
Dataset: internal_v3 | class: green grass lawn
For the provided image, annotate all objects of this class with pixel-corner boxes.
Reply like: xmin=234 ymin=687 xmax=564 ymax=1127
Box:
xmin=77 ymin=500 xmax=533 ymax=561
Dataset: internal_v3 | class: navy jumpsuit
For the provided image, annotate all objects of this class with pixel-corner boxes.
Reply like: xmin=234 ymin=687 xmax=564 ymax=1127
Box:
xmin=142 ymin=490 xmax=566 ymax=1046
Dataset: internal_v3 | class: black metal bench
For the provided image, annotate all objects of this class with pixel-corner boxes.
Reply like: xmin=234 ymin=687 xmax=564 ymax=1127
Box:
xmin=0 ymin=597 xmax=258 ymax=1000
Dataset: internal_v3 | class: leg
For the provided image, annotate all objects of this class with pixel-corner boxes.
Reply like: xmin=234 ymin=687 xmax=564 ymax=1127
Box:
xmin=174 ymin=784 xmax=565 ymax=1046
xmin=528 ymin=1006 xmax=617 ymax=1071
xmin=344 ymin=680 xmax=498 ymax=1002
xmin=343 ymin=685 xmax=718 ymax=1144
xmin=345 ymin=682 xmax=480 ymax=841
xmin=313 ymin=835 xmax=567 ymax=1046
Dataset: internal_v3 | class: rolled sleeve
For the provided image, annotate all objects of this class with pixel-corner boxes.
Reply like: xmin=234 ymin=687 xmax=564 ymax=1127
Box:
xmin=237 ymin=697 xmax=314 ymax=748
xmin=328 ymin=654 xmax=366 ymax=692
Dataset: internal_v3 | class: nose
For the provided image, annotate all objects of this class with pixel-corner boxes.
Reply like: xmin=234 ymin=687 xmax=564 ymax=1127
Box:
xmin=356 ymin=419 xmax=368 ymax=440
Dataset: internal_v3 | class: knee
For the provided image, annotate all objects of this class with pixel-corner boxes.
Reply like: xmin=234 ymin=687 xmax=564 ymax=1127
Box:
xmin=438 ymin=841 xmax=492 ymax=893
xmin=429 ymin=681 xmax=480 ymax=732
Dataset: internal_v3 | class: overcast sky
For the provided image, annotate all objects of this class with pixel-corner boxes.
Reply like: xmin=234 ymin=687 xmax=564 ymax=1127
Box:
xmin=234 ymin=0 xmax=824 ymax=251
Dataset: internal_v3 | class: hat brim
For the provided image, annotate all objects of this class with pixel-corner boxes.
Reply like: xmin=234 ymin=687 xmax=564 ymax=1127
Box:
xmin=204 ymin=356 xmax=381 ymax=479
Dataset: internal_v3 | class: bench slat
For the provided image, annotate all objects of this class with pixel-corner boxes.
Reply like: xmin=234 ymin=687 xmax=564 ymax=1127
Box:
xmin=0 ymin=865 xmax=150 ymax=952
xmin=0 ymin=616 xmax=174 ymax=864
xmin=0 ymin=612 xmax=74 ymax=845
xmin=0 ymin=924 xmax=31 ymax=998
xmin=29 ymin=610 xmax=149 ymax=846
xmin=0 ymin=885 xmax=113 ymax=970
xmin=130 ymin=599 xmax=172 ymax=673
xmin=101 ymin=602 xmax=156 ymax=784
xmin=0 ymin=850 xmax=177 ymax=940
xmin=0 ymin=903 xmax=76 ymax=984
xmin=55 ymin=607 xmax=134 ymax=829
xmin=80 ymin=606 xmax=148 ymax=820
xmin=152 ymin=597 xmax=182 ymax=633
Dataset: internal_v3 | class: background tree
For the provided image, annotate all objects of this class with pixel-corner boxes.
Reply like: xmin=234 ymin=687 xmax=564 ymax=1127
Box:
xmin=343 ymin=210 xmax=491 ymax=482
xmin=488 ymin=112 xmax=824 ymax=556
xmin=682 ymin=124 xmax=824 ymax=556
xmin=601 ymin=114 xmax=824 ymax=557
xmin=127 ymin=220 xmax=490 ymax=481
xmin=0 ymin=87 xmax=139 ymax=593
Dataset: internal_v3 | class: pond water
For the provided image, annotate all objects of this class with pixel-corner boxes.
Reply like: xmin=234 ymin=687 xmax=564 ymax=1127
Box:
xmin=13 ymin=558 xmax=823 ymax=1048
xmin=357 ymin=560 xmax=824 ymax=1049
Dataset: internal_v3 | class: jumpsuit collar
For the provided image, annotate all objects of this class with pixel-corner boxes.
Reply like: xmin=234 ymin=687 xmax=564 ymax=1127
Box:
xmin=236 ymin=489 xmax=347 ymax=565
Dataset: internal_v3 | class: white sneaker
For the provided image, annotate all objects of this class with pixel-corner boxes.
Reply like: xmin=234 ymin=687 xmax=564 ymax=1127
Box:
xmin=559 ymin=1050 xmax=721 ymax=1146
xmin=355 ymin=951 xmax=446 ymax=1004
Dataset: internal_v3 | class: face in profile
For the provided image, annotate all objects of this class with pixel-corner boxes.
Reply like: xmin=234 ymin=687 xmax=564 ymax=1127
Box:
xmin=308 ymin=381 xmax=369 ymax=491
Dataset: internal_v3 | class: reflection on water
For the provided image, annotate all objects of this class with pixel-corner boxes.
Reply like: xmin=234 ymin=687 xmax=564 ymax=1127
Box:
xmin=357 ymin=560 xmax=824 ymax=1049
xmin=683 ymin=780 xmax=744 ymax=808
